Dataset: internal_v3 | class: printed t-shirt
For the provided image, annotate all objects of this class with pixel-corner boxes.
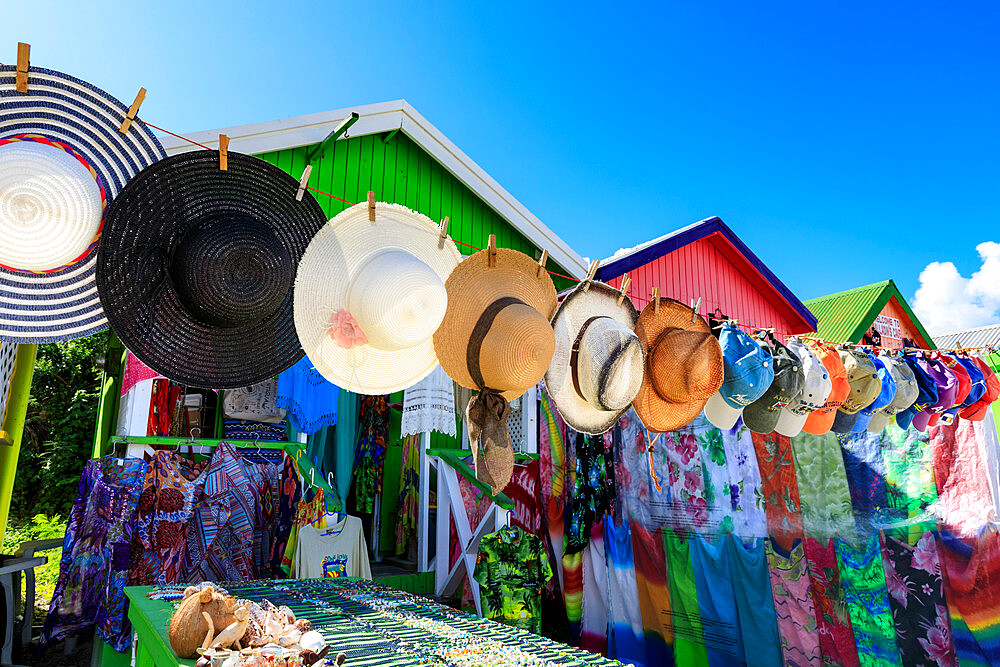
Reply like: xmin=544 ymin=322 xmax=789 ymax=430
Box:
xmin=294 ymin=516 xmax=372 ymax=579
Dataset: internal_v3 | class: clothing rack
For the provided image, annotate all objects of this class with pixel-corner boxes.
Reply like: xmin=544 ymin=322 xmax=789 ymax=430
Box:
xmin=103 ymin=435 xmax=342 ymax=514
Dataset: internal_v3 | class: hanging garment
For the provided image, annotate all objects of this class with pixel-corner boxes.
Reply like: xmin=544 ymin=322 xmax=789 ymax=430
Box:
xmin=881 ymin=424 xmax=939 ymax=544
xmin=838 ymin=431 xmax=891 ymax=541
xmin=281 ymin=485 xmax=327 ymax=577
xmin=750 ymin=431 xmax=804 ymax=550
xmin=879 ymin=532 xmax=956 ymax=667
xmin=42 ymin=457 xmax=147 ymax=652
xmin=223 ymin=378 xmax=286 ymax=423
xmin=631 ymin=522 xmax=675 ymax=666
xmin=269 ymin=454 xmax=302 ymax=577
xmin=539 ymin=387 xmax=567 ymax=589
xmin=276 ymin=356 xmax=340 ymax=435
xmin=127 ymin=451 xmax=207 ymax=586
xmin=604 ymin=517 xmax=646 ymax=667
xmin=562 ymin=550 xmax=584 ymax=643
xmin=727 ymin=536 xmax=782 ymax=667
xmin=661 ymin=427 xmax=709 ymax=534
xmin=353 ymin=395 xmax=389 ymax=514
xmin=0 ymin=342 xmax=14 ymax=444
xmin=238 ymin=447 xmax=283 ymax=574
xmin=395 ymin=434 xmax=420 ymax=556
xmin=580 ymin=520 xmax=610 ymax=655
xmin=473 ymin=527 xmax=553 ymax=634
xmin=766 ymin=539 xmax=822 ymax=667
xmin=614 ymin=409 xmax=665 ymax=531
xmin=689 ymin=533 xmax=744 ymax=666
xmin=694 ymin=418 xmax=734 ymax=534
xmin=506 ymin=458 xmax=542 ymax=535
xmin=565 ymin=431 xmax=612 ymax=554
xmin=720 ymin=421 xmax=768 ymax=542
xmin=400 ymin=365 xmax=456 ymax=438
xmin=835 ymin=535 xmax=902 ymax=667
xmin=147 ymin=379 xmax=182 ymax=436
xmin=939 ymin=527 xmax=1000 ymax=665
xmin=335 ymin=390 xmax=359 ymax=508
xmin=973 ymin=417 xmax=1000 ymax=520
xmin=790 ymin=431 xmax=855 ymax=541
xmin=183 ymin=442 xmax=263 ymax=582
xmin=663 ymin=530 xmax=710 ymax=666
xmin=929 ymin=419 xmax=995 ymax=535
xmin=803 ymin=537 xmax=860 ymax=667
xmin=120 ymin=351 xmax=164 ymax=396
xmin=294 ymin=516 xmax=372 ymax=579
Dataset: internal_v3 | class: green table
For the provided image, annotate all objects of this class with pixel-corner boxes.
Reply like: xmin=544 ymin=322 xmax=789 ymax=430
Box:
xmin=125 ymin=579 xmax=622 ymax=667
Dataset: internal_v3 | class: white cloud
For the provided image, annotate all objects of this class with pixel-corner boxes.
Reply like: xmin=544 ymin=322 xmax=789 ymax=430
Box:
xmin=912 ymin=241 xmax=1000 ymax=335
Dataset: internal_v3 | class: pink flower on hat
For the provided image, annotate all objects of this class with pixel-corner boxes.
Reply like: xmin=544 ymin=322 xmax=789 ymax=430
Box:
xmin=328 ymin=309 xmax=368 ymax=349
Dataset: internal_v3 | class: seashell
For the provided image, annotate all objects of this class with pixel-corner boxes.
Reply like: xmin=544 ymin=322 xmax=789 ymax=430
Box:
xmin=299 ymin=630 xmax=325 ymax=654
xmin=277 ymin=605 xmax=296 ymax=624
xmin=294 ymin=619 xmax=312 ymax=632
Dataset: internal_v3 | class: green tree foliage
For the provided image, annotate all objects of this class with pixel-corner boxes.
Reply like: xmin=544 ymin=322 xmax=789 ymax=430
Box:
xmin=11 ymin=332 xmax=106 ymax=521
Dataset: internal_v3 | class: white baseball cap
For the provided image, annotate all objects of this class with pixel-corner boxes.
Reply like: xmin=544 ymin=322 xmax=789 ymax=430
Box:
xmin=775 ymin=339 xmax=832 ymax=437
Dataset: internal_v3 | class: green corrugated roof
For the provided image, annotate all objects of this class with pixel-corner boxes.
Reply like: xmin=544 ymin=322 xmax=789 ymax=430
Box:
xmin=803 ymin=280 xmax=936 ymax=348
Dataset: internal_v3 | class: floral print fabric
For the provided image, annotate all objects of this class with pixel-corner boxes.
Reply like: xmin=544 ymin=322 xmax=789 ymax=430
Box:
xmin=127 ymin=451 xmax=206 ymax=585
xmin=804 ymin=537 xmax=860 ymax=667
xmin=751 ymin=432 xmax=804 ymax=550
xmin=43 ymin=457 xmax=148 ymax=652
xmin=660 ymin=426 xmax=708 ymax=533
xmin=473 ymin=528 xmax=553 ymax=634
xmin=720 ymin=421 xmax=768 ymax=542
xmin=836 ymin=535 xmax=902 ymax=666
xmin=879 ymin=532 xmax=956 ymax=667
xmin=353 ymin=395 xmax=389 ymax=514
xmin=766 ymin=539 xmax=822 ymax=667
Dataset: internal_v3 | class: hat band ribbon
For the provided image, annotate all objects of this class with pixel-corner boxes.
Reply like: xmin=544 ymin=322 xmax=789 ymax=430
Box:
xmin=569 ymin=315 xmax=611 ymax=407
xmin=466 ymin=296 xmax=527 ymax=390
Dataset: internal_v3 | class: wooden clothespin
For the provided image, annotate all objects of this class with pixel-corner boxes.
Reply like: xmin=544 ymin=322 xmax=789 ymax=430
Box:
xmin=616 ymin=276 xmax=631 ymax=306
xmin=296 ymin=165 xmax=313 ymax=201
xmin=536 ymin=250 xmax=548 ymax=278
xmin=652 ymin=287 xmax=660 ymax=314
xmin=15 ymin=42 xmax=29 ymax=94
xmin=118 ymin=87 xmax=146 ymax=134
xmin=218 ymin=134 xmax=229 ymax=171
xmin=691 ymin=296 xmax=702 ymax=323
xmin=367 ymin=191 xmax=376 ymax=221
xmin=487 ymin=234 xmax=497 ymax=267
xmin=581 ymin=260 xmax=599 ymax=292
xmin=437 ymin=217 xmax=449 ymax=249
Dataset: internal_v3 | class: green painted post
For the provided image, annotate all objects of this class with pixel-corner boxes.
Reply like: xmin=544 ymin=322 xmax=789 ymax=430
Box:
xmin=0 ymin=344 xmax=37 ymax=537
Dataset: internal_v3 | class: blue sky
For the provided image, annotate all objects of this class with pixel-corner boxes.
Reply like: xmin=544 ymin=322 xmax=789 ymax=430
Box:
xmin=5 ymin=2 xmax=998 ymax=323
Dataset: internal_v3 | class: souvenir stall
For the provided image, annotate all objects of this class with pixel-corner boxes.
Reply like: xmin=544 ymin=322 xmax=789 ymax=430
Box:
xmin=5 ymin=40 xmax=1000 ymax=667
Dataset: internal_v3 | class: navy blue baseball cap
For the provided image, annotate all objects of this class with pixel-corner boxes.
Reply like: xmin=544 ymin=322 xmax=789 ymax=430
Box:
xmin=897 ymin=353 xmax=939 ymax=430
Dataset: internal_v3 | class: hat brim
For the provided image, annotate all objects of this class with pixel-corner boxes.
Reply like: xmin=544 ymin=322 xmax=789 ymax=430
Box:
xmin=632 ymin=298 xmax=720 ymax=433
xmin=704 ymin=391 xmax=742 ymax=430
xmin=774 ymin=408 xmax=808 ymax=437
xmin=294 ymin=203 xmax=462 ymax=395
xmin=433 ymin=248 xmax=557 ymax=401
xmin=544 ymin=282 xmax=639 ymax=434
xmin=0 ymin=66 xmax=166 ymax=343
xmin=801 ymin=408 xmax=837 ymax=435
xmin=97 ymin=151 xmax=327 ymax=389
xmin=867 ymin=412 xmax=891 ymax=432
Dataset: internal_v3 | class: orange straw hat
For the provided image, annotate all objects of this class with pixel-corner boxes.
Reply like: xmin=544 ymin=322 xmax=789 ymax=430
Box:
xmin=433 ymin=246 xmax=557 ymax=491
xmin=632 ymin=297 xmax=724 ymax=432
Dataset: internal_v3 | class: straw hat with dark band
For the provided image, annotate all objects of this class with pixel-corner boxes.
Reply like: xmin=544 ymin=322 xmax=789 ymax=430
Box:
xmin=434 ymin=247 xmax=557 ymax=492
xmin=545 ymin=281 xmax=643 ymax=434
xmin=632 ymin=297 xmax=724 ymax=433
xmin=0 ymin=65 xmax=165 ymax=343
xmin=96 ymin=150 xmax=327 ymax=389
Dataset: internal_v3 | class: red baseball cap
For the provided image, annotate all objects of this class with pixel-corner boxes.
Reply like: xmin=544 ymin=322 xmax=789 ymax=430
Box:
xmin=959 ymin=357 xmax=1000 ymax=421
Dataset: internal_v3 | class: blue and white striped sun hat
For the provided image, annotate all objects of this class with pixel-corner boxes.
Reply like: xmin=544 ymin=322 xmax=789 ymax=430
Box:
xmin=0 ymin=64 xmax=165 ymax=343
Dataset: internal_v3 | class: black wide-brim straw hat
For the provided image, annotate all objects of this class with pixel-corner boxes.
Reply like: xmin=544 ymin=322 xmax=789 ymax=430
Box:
xmin=96 ymin=150 xmax=327 ymax=388
xmin=0 ymin=65 xmax=166 ymax=343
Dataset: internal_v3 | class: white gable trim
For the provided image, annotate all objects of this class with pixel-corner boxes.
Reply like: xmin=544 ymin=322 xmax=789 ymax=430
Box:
xmin=157 ymin=100 xmax=587 ymax=278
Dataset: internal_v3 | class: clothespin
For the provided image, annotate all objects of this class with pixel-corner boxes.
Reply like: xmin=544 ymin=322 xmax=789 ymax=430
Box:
xmin=118 ymin=87 xmax=146 ymax=134
xmin=15 ymin=42 xmax=29 ymax=94
xmin=437 ymin=217 xmax=449 ymax=249
xmin=536 ymin=250 xmax=548 ymax=278
xmin=487 ymin=234 xmax=497 ymax=267
xmin=218 ymin=134 xmax=229 ymax=171
xmin=367 ymin=191 xmax=376 ymax=221
xmin=616 ymin=276 xmax=631 ymax=306
xmin=581 ymin=260 xmax=600 ymax=292
xmin=652 ymin=287 xmax=660 ymax=314
xmin=296 ymin=165 xmax=313 ymax=201
xmin=691 ymin=296 xmax=703 ymax=323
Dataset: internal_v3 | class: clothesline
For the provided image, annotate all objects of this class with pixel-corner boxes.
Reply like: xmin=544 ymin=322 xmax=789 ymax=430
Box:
xmin=147 ymin=120 xmax=997 ymax=358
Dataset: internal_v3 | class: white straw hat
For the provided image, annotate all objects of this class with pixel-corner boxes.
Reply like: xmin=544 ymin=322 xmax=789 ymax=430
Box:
xmin=544 ymin=281 xmax=643 ymax=434
xmin=294 ymin=202 xmax=461 ymax=395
